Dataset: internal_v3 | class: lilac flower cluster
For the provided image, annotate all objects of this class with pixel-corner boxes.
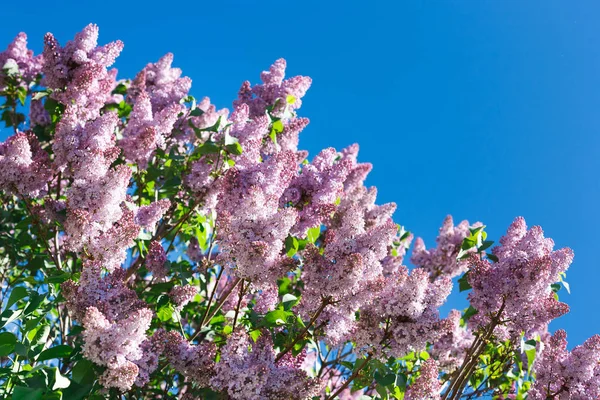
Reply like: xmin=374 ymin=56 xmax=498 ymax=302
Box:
xmin=405 ymin=359 xmax=442 ymax=400
xmin=128 ymin=53 xmax=191 ymax=113
xmin=120 ymin=90 xmax=184 ymax=168
xmin=210 ymin=329 xmax=322 ymax=399
xmin=217 ymin=150 xmax=299 ymax=287
xmin=354 ymin=267 xmax=452 ymax=357
xmin=281 ymin=147 xmax=353 ymax=237
xmin=467 ymin=217 xmax=573 ymax=338
xmin=529 ymin=330 xmax=600 ymax=399
xmin=43 ymin=23 xmax=122 ymax=126
xmin=0 ymin=132 xmax=51 ymax=197
xmin=82 ymin=306 xmax=153 ymax=391
xmin=411 ymin=216 xmax=479 ymax=280
xmin=430 ymin=309 xmax=474 ymax=372
xmin=0 ymin=32 xmax=42 ymax=90
xmin=169 ymin=284 xmax=197 ymax=309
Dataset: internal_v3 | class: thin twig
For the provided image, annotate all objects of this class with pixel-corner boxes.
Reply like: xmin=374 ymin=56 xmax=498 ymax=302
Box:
xmin=275 ymin=297 xmax=332 ymax=364
xmin=190 ymin=277 xmax=242 ymax=342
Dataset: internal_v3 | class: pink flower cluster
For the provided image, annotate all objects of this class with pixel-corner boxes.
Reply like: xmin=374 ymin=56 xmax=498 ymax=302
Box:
xmin=429 ymin=310 xmax=474 ymax=372
xmin=467 ymin=217 xmax=573 ymax=338
xmin=210 ymin=329 xmax=322 ymax=399
xmin=0 ymin=32 xmax=42 ymax=88
xmin=120 ymin=90 xmax=184 ymax=168
xmin=82 ymin=306 xmax=153 ymax=391
xmin=354 ymin=267 xmax=452 ymax=357
xmin=0 ymin=132 xmax=51 ymax=197
xmin=43 ymin=23 xmax=122 ymax=126
xmin=529 ymin=330 xmax=600 ymax=399
xmin=411 ymin=215 xmax=480 ymax=280
xmin=405 ymin=359 xmax=442 ymax=400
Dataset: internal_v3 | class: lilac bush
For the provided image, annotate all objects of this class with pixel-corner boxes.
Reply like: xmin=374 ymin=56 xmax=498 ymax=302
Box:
xmin=0 ymin=24 xmax=595 ymax=400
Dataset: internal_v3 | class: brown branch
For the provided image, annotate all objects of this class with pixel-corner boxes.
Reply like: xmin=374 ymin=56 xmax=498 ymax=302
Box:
xmin=275 ymin=296 xmax=332 ymax=364
xmin=190 ymin=277 xmax=242 ymax=342
xmin=125 ymin=204 xmax=197 ymax=281
xmin=443 ymin=300 xmax=507 ymax=400
xmin=326 ymin=353 xmax=373 ymax=400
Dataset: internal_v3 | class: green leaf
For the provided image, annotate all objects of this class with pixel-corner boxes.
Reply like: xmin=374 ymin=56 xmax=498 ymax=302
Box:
xmin=0 ymin=332 xmax=17 ymax=356
xmin=284 ymin=236 xmax=299 ymax=257
xmin=71 ymin=359 xmax=95 ymax=385
xmin=15 ymin=342 xmax=28 ymax=357
xmin=190 ymin=108 xmax=205 ymax=117
xmin=111 ymin=83 xmax=128 ymax=95
xmin=4 ymin=286 xmax=28 ymax=311
xmin=272 ymin=119 xmax=284 ymax=133
xmin=225 ymin=142 xmax=243 ymax=155
xmin=0 ymin=308 xmax=23 ymax=329
xmin=13 ymin=386 xmax=44 ymax=400
xmin=281 ymin=293 xmax=299 ymax=311
xmin=458 ymin=273 xmax=472 ymax=292
xmin=487 ymin=253 xmax=499 ymax=263
xmin=17 ymin=87 xmax=27 ymax=106
xmin=157 ymin=304 xmax=174 ymax=322
xmin=36 ymin=345 xmax=73 ymax=362
xmin=374 ymin=371 xmax=396 ymax=386
xmin=307 ymin=227 xmax=321 ymax=244
xmin=461 ymin=306 xmax=478 ymax=325
xmin=479 ymin=240 xmax=494 ymax=252
xmin=24 ymin=293 xmax=46 ymax=315
xmin=197 ymin=141 xmax=221 ymax=155
xmin=551 ymin=283 xmax=561 ymax=293
xmin=42 ymin=392 xmax=63 ymax=400
xmin=522 ymin=339 xmax=537 ymax=374
xmin=263 ymin=309 xmax=293 ymax=327
xmin=249 ymin=329 xmax=261 ymax=342
xmin=286 ymin=95 xmax=296 ymax=105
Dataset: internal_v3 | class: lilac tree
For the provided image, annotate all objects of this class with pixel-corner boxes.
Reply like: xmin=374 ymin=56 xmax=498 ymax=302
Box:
xmin=0 ymin=25 xmax=596 ymax=399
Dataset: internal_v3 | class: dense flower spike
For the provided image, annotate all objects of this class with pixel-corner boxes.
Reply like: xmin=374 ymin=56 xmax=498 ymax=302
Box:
xmin=53 ymin=111 xmax=119 ymax=180
xmin=467 ymin=217 xmax=573 ymax=338
xmin=0 ymin=25 xmax=593 ymax=400
xmin=355 ymin=267 xmax=452 ymax=356
xmin=529 ymin=330 xmax=600 ymax=399
xmin=0 ymin=131 xmax=51 ymax=197
xmin=61 ymin=261 xmax=146 ymax=322
xmin=430 ymin=310 xmax=473 ymax=372
xmin=299 ymin=150 xmax=399 ymax=344
xmin=128 ymin=53 xmax=191 ymax=112
xmin=210 ymin=330 xmax=322 ymax=399
xmin=82 ymin=306 xmax=152 ymax=392
xmin=120 ymin=90 xmax=184 ymax=168
xmin=0 ymin=32 xmax=42 ymax=89
xmin=146 ymin=240 xmax=169 ymax=280
xmin=405 ymin=359 xmax=442 ymax=400
xmin=217 ymin=150 xmax=299 ymax=287
xmin=135 ymin=199 xmax=171 ymax=230
xmin=281 ymin=147 xmax=353 ymax=236
xmin=169 ymin=284 xmax=197 ymax=309
xmin=234 ymin=58 xmax=312 ymax=119
xmin=411 ymin=215 xmax=479 ymax=280
xmin=163 ymin=331 xmax=217 ymax=388
xmin=63 ymin=165 xmax=132 ymax=253
xmin=43 ymin=23 xmax=123 ymax=125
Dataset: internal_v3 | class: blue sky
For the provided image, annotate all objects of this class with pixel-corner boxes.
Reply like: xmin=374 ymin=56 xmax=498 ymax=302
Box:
xmin=2 ymin=1 xmax=599 ymax=346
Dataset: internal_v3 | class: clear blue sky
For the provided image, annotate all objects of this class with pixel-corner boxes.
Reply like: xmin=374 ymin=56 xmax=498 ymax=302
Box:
xmin=2 ymin=1 xmax=599 ymax=346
